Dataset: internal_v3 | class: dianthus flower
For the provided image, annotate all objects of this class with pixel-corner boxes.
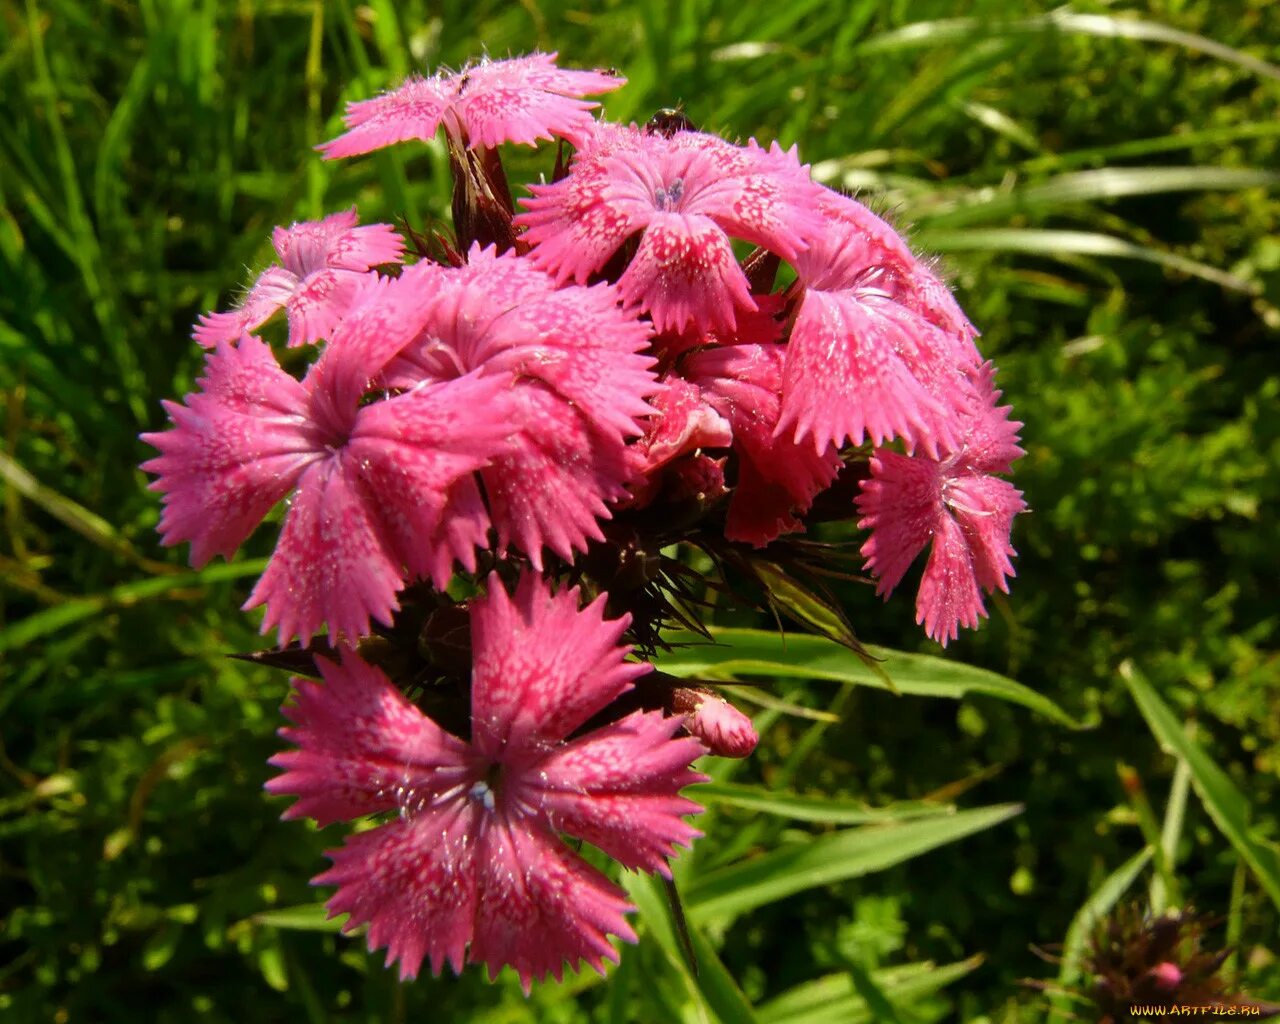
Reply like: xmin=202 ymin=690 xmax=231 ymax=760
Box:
xmin=517 ymin=125 xmax=825 ymax=333
xmin=194 ymin=208 xmax=405 ymax=348
xmin=380 ymin=245 xmax=656 ymax=566
xmin=318 ymin=52 xmax=624 ymax=159
xmin=143 ymin=276 xmax=513 ymax=645
xmin=266 ymin=574 xmax=705 ymax=988
xmin=855 ymin=363 xmax=1026 ymax=644
xmin=778 ymin=188 xmax=980 ymax=458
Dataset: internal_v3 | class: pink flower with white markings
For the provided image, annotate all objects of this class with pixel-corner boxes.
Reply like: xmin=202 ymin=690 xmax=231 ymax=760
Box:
xmin=381 ymin=246 xmax=657 ymax=568
xmin=684 ymin=343 xmax=842 ymax=547
xmin=517 ymin=126 xmax=825 ymax=333
xmin=855 ymin=363 xmax=1026 ymax=645
xmin=193 ymin=208 xmax=404 ymax=348
xmin=778 ymin=188 xmax=981 ymax=458
xmin=143 ymin=275 xmax=515 ymax=645
xmin=318 ymin=52 xmax=624 ymax=159
xmin=266 ymin=574 xmax=705 ymax=989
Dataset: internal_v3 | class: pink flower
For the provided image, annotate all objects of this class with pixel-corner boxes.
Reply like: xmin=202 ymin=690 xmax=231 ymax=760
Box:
xmin=318 ymin=53 xmax=624 ymax=159
xmin=266 ymin=574 xmax=706 ymax=989
xmin=142 ymin=275 xmax=515 ymax=645
xmin=855 ymin=363 xmax=1026 ymax=645
xmin=381 ymin=246 xmax=656 ymax=567
xmin=778 ymin=188 xmax=980 ymax=458
xmin=193 ymin=209 xmax=404 ymax=348
xmin=684 ymin=343 xmax=841 ymax=546
xmin=517 ymin=126 xmax=825 ymax=333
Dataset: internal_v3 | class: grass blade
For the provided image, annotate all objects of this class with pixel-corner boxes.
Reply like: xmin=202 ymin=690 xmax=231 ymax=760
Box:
xmin=1122 ymin=661 xmax=1280 ymax=911
xmin=686 ymin=803 xmax=1023 ymax=922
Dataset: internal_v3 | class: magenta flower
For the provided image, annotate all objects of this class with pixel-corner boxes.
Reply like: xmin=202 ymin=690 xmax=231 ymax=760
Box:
xmin=626 ymin=375 xmax=732 ymax=506
xmin=517 ymin=126 xmax=825 ymax=333
xmin=193 ymin=208 xmax=405 ymax=348
xmin=142 ymin=275 xmax=515 ymax=645
xmin=777 ymin=188 xmax=981 ymax=458
xmin=684 ymin=343 xmax=841 ymax=546
xmin=381 ymin=246 xmax=656 ymax=567
xmin=266 ymin=574 xmax=706 ymax=988
xmin=855 ymin=363 xmax=1026 ymax=645
xmin=319 ymin=53 xmax=624 ymax=159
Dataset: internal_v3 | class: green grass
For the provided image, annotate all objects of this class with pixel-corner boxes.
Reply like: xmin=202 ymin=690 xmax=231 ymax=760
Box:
xmin=2 ymin=1 xmax=1278 ymax=1021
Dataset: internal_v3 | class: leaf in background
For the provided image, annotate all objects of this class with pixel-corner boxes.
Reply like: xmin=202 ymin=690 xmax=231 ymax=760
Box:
xmin=1122 ymin=662 xmax=1280 ymax=911
xmin=247 ymin=904 xmax=347 ymax=934
xmin=698 ymin=781 xmax=955 ymax=826
xmin=686 ymin=803 xmax=1023 ymax=922
xmin=656 ymin=628 xmax=1084 ymax=728
xmin=758 ymin=956 xmax=984 ymax=1024
xmin=1053 ymin=845 xmax=1153 ymax=1001
xmin=627 ymin=872 xmax=761 ymax=1024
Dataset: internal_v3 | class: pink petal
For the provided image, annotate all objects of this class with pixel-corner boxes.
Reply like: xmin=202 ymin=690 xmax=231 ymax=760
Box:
xmin=618 ymin=212 xmax=756 ymax=333
xmin=272 ymin=209 xmax=361 ymax=278
xmin=283 ymin=267 xmax=369 ymax=348
xmin=953 ymin=362 xmax=1025 ymax=474
xmin=855 ymin=450 xmax=943 ymax=596
xmin=479 ymin=384 xmax=634 ymax=567
xmin=192 ymin=266 xmax=298 ymax=347
xmin=266 ymin=652 xmax=475 ymax=826
xmin=469 ymin=574 xmax=648 ymax=763
xmin=485 ymin=279 xmax=657 ymax=437
xmin=347 ymin=373 xmax=516 ymax=588
xmin=945 ymin=473 xmax=1024 ymax=594
xmin=244 ymin=457 xmax=404 ymax=646
xmin=779 ymin=289 xmax=960 ymax=457
xmin=531 ymin=709 xmax=705 ymax=875
xmin=470 ymin=817 xmax=636 ymax=991
xmin=326 ymin=223 xmax=406 ymax=272
xmin=455 ymin=53 xmax=618 ymax=149
xmin=140 ymin=336 xmax=318 ymax=565
xmin=517 ymin=161 xmax=640 ymax=285
xmin=915 ymin=513 xmax=985 ymax=646
xmin=317 ymin=807 xmax=480 ymax=980
xmin=318 ymin=75 xmax=454 ymax=160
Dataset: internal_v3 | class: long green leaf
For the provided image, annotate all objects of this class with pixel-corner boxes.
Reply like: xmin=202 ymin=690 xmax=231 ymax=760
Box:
xmin=759 ymin=956 xmax=984 ymax=1024
xmin=686 ymin=803 xmax=1023 ymax=921
xmin=656 ymin=628 xmax=1082 ymax=728
xmin=916 ymin=228 xmax=1257 ymax=293
xmin=697 ymin=781 xmax=956 ymax=825
xmin=1122 ymin=662 xmax=1280 ymax=911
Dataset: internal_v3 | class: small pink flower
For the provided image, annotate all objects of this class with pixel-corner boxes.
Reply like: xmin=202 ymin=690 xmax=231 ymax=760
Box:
xmin=683 ymin=694 xmax=758 ymax=758
xmin=684 ymin=343 xmax=841 ymax=546
xmin=194 ymin=208 xmax=404 ymax=348
xmin=855 ymin=363 xmax=1025 ymax=645
xmin=381 ymin=246 xmax=656 ymax=567
xmin=517 ymin=126 xmax=824 ymax=333
xmin=319 ymin=53 xmax=624 ymax=159
xmin=266 ymin=574 xmax=705 ymax=989
xmin=143 ymin=275 xmax=514 ymax=645
xmin=778 ymin=188 xmax=980 ymax=458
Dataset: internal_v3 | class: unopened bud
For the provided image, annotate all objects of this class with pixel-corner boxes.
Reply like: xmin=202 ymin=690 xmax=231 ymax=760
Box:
xmin=682 ymin=692 xmax=758 ymax=758
xmin=1148 ymin=961 xmax=1183 ymax=990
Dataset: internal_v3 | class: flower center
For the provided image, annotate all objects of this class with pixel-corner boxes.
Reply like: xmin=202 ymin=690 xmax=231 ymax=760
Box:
xmin=653 ymin=177 xmax=685 ymax=212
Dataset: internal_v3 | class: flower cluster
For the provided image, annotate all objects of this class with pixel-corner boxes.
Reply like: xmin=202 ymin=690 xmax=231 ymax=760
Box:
xmin=142 ymin=52 xmax=1025 ymax=988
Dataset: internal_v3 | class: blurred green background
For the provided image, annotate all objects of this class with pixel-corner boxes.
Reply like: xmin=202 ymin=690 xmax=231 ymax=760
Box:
xmin=2 ymin=1 xmax=1277 ymax=1020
